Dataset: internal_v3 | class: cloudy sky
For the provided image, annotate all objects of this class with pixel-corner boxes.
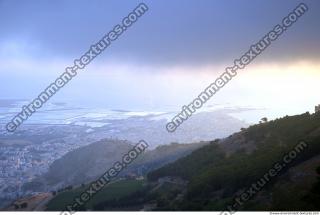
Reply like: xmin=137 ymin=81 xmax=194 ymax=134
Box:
xmin=0 ymin=0 xmax=319 ymax=117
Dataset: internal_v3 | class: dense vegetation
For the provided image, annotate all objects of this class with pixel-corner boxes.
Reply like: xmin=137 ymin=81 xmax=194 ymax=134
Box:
xmin=46 ymin=179 xmax=145 ymax=211
xmin=147 ymin=112 xmax=320 ymax=210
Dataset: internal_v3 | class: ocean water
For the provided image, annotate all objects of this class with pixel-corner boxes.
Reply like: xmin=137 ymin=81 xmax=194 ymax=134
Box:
xmin=0 ymin=99 xmax=311 ymax=130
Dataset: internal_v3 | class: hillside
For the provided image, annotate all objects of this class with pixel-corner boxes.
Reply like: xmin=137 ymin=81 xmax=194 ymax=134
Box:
xmin=22 ymin=138 xmax=207 ymax=193
xmin=147 ymin=112 xmax=320 ymax=210
xmin=43 ymin=112 xmax=320 ymax=211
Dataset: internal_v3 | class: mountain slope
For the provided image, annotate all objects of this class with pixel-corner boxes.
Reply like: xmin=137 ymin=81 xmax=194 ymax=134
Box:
xmin=147 ymin=112 xmax=320 ymax=210
xmin=23 ymin=139 xmax=208 ymax=193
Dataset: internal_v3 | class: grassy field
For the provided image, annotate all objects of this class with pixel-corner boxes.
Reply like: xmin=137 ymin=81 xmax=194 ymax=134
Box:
xmin=46 ymin=179 xmax=145 ymax=211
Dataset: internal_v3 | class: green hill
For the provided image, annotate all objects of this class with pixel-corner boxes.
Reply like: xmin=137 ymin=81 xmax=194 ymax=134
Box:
xmin=23 ymin=139 xmax=207 ymax=192
xmin=46 ymin=179 xmax=145 ymax=211
xmin=147 ymin=112 xmax=320 ymax=210
xmin=45 ymin=112 xmax=320 ymax=211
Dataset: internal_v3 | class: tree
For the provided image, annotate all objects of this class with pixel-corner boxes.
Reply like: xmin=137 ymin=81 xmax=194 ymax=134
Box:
xmin=260 ymin=117 xmax=268 ymax=123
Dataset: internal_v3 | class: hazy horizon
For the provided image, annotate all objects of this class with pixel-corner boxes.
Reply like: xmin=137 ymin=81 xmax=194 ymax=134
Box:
xmin=1 ymin=0 xmax=320 ymax=121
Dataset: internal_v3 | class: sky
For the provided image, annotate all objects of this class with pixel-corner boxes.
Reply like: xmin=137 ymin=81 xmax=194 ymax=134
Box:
xmin=0 ymin=0 xmax=319 ymax=117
